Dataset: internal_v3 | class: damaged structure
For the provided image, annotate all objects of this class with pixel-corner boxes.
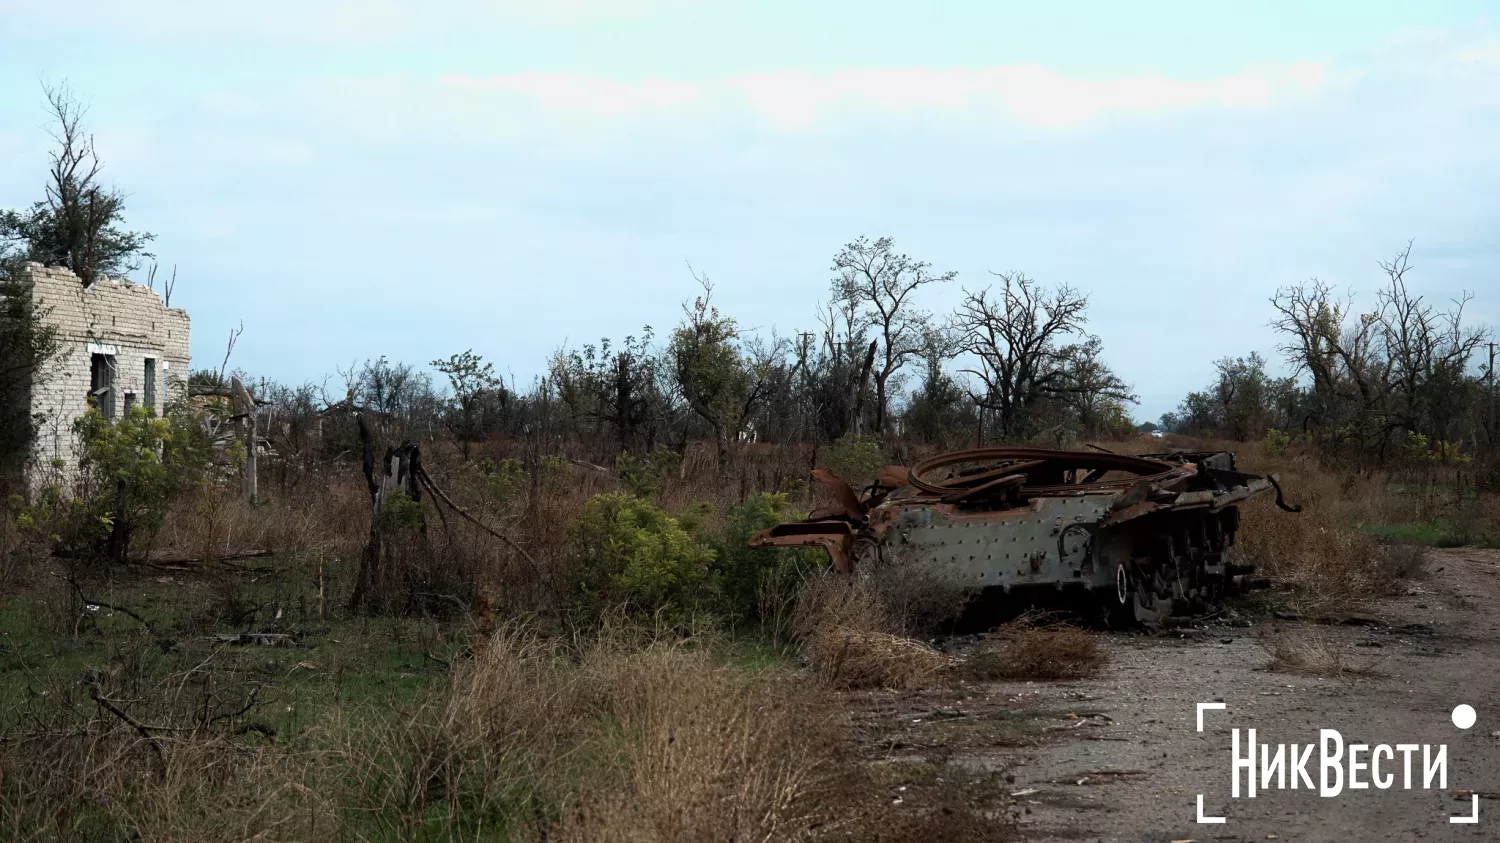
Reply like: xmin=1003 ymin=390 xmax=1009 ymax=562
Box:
xmin=16 ymin=262 xmax=191 ymax=490
xmin=751 ymin=447 xmax=1299 ymax=624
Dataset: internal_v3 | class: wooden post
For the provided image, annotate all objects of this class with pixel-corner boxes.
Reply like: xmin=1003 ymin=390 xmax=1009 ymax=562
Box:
xmin=1489 ymin=342 xmax=1496 ymax=446
xmin=317 ymin=551 xmax=326 ymax=621
xmin=231 ymin=376 xmax=258 ymax=504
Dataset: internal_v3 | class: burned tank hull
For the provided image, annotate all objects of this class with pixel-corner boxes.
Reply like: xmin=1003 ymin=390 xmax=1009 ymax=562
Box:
xmin=749 ymin=448 xmax=1299 ymax=625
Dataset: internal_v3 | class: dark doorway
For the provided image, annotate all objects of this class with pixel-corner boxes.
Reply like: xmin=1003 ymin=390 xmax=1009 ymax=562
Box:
xmin=90 ymin=353 xmax=116 ymax=421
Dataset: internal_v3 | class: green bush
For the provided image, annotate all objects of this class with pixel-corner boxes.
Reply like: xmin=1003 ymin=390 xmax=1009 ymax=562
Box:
xmin=710 ymin=492 xmax=824 ymax=625
xmin=616 ymin=445 xmax=682 ymax=497
xmin=675 ymin=499 xmax=717 ymax=543
xmin=822 ymin=434 xmax=887 ymax=489
xmin=566 ymin=493 xmax=713 ymax=623
xmin=72 ymin=402 xmax=212 ymax=561
xmin=1261 ymin=428 xmax=1291 ymax=457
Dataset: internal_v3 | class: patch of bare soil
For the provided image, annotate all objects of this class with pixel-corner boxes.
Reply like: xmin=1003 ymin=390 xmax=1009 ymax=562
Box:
xmin=843 ymin=548 xmax=1500 ymax=841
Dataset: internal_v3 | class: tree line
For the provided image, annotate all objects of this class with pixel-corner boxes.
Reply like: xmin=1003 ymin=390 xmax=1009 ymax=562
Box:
xmin=1161 ymin=243 xmax=1497 ymax=474
xmin=222 ymin=240 xmax=1141 ymax=478
xmin=6 ymin=81 xmax=1495 ymax=492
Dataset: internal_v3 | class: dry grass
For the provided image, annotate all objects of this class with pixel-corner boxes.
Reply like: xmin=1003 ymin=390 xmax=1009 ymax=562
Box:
xmin=1229 ymin=448 xmax=1399 ymax=615
xmin=325 ymin=622 xmax=853 ymax=841
xmin=555 ymin=635 xmax=844 ymax=841
xmin=792 ymin=578 xmax=1108 ymax=690
xmin=960 ymin=616 xmax=1108 ymax=681
xmin=0 ymin=621 xmax=851 ymax=842
xmin=792 ymin=573 xmax=959 ymax=690
xmin=1258 ymin=627 xmax=1381 ymax=678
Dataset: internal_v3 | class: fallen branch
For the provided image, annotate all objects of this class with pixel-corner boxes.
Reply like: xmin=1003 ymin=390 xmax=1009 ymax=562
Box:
xmin=566 ymin=457 xmax=611 ymax=474
xmin=147 ymin=549 xmax=273 ymax=565
xmin=416 ymin=466 xmax=540 ymax=571
xmin=89 ymin=685 xmax=166 ymax=768
xmin=53 ymin=574 xmax=162 ymax=638
xmin=232 ymin=722 xmax=277 ymax=741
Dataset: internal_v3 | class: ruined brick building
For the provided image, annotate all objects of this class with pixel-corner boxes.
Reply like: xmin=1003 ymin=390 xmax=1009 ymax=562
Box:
xmin=17 ymin=262 xmax=191 ymax=489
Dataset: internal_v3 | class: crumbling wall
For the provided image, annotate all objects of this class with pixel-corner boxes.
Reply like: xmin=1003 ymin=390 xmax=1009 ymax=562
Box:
xmin=22 ymin=262 xmax=191 ymax=490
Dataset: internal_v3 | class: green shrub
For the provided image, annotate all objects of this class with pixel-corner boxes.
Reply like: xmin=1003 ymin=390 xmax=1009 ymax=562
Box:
xmin=1261 ymin=428 xmax=1290 ymax=457
xmin=537 ymin=455 xmax=572 ymax=493
xmin=616 ymin=445 xmax=682 ymax=497
xmin=471 ymin=457 xmax=528 ymax=499
xmin=710 ymin=492 xmax=824 ymax=625
xmin=374 ymin=490 xmax=424 ymax=534
xmin=72 ymin=403 xmax=212 ymax=561
xmin=822 ymin=434 xmax=886 ymax=489
xmin=566 ymin=493 xmax=713 ymax=623
xmin=675 ymin=499 xmax=717 ymax=543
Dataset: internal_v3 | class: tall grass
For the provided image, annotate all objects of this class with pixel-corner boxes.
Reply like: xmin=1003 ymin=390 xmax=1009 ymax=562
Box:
xmin=0 ymin=623 xmax=848 ymax=842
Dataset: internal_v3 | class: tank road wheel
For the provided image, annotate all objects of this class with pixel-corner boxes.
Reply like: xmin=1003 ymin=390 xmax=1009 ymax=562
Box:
xmin=849 ymin=534 xmax=884 ymax=577
xmin=1135 ymin=568 xmax=1174 ymax=627
xmin=1105 ymin=562 xmax=1139 ymax=627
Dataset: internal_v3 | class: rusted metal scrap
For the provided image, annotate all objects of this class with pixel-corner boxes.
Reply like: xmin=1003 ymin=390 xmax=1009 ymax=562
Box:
xmin=750 ymin=447 xmax=1300 ymax=624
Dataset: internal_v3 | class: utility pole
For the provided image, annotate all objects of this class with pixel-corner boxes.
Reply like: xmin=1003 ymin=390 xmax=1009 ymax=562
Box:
xmin=1489 ymin=342 xmax=1496 ymax=446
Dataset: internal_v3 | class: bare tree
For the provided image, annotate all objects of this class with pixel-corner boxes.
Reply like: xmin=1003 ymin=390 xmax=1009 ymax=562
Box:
xmin=1373 ymin=243 xmax=1489 ymax=444
xmin=830 ymin=236 xmax=956 ymax=436
xmin=1057 ymin=335 xmax=1137 ymax=436
xmin=0 ymin=82 xmax=154 ymax=284
xmin=1270 ymin=242 xmax=1489 ymax=460
xmin=954 ymin=272 xmax=1090 ymax=441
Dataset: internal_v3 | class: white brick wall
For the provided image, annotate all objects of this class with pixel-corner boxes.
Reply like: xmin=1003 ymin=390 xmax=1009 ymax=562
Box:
xmin=22 ymin=263 xmax=191 ymax=491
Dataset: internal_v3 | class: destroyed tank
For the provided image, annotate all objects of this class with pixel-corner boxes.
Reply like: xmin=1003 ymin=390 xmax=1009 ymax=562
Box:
xmin=749 ymin=448 xmax=1300 ymax=625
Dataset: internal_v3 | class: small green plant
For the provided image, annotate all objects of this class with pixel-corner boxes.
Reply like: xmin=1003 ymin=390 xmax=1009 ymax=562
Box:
xmin=566 ymin=492 xmax=713 ymax=623
xmin=1400 ymin=431 xmax=1471 ymax=467
xmin=822 ymin=434 xmax=886 ymax=488
xmin=616 ymin=445 xmax=683 ymax=497
xmin=675 ymin=499 xmax=717 ymax=543
xmin=537 ymin=454 xmax=571 ymax=493
xmin=1261 ymin=428 xmax=1290 ymax=457
xmin=469 ymin=457 xmax=529 ymax=510
xmin=1433 ymin=439 xmax=1470 ymax=466
xmin=374 ymin=490 xmax=425 ymax=534
xmin=616 ymin=451 xmax=658 ymax=497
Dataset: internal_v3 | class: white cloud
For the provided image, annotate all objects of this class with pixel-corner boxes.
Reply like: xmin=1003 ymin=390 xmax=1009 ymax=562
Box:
xmin=440 ymin=72 xmax=703 ymax=117
xmin=1457 ymin=44 xmax=1500 ymax=63
xmin=730 ymin=62 xmax=1337 ymax=129
xmin=429 ymin=60 xmax=1340 ymax=132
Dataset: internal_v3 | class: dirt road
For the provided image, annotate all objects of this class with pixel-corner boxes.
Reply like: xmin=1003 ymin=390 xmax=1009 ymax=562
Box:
xmin=854 ymin=548 xmax=1500 ymax=841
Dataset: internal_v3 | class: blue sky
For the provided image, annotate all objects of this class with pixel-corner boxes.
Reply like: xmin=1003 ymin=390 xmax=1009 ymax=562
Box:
xmin=2 ymin=1 xmax=1497 ymax=421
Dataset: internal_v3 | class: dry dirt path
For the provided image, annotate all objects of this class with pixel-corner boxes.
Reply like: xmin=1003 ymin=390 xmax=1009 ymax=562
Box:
xmin=970 ymin=547 xmax=1500 ymax=842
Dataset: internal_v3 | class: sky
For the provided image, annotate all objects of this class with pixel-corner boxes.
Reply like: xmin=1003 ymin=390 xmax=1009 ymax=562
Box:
xmin=1 ymin=1 xmax=1497 ymax=422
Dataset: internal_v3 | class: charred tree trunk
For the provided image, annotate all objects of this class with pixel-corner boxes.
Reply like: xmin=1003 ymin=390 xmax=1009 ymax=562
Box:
xmin=349 ymin=410 xmax=424 ymax=614
xmin=851 ymin=340 xmax=877 ymax=436
xmin=230 ymin=376 xmax=258 ymax=504
xmin=105 ymin=478 xmax=130 ymax=563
